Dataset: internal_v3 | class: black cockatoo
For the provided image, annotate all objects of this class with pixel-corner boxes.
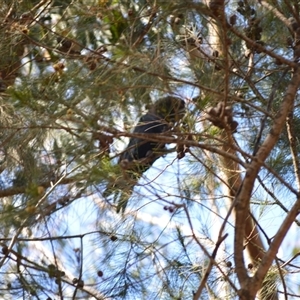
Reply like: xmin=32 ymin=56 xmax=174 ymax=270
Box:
xmin=104 ymin=96 xmax=186 ymax=213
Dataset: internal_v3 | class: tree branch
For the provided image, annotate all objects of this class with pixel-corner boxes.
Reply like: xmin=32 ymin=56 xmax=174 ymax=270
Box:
xmin=235 ymin=67 xmax=300 ymax=297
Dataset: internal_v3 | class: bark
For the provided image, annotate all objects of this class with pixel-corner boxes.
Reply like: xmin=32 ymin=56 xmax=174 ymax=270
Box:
xmin=197 ymin=1 xmax=296 ymax=299
xmin=235 ymin=67 xmax=300 ymax=298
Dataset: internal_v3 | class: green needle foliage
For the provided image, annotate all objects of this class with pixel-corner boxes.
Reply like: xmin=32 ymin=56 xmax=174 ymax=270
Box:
xmin=0 ymin=0 xmax=300 ymax=299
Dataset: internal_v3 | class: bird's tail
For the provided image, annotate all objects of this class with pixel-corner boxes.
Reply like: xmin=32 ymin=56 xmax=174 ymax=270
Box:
xmin=103 ymin=176 xmax=136 ymax=213
xmin=116 ymin=188 xmax=134 ymax=213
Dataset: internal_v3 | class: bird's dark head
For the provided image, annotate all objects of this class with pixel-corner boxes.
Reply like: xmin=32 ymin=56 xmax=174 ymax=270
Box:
xmin=152 ymin=96 xmax=186 ymax=122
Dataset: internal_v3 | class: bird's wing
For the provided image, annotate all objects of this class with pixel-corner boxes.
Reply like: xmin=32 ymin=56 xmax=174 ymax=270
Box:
xmin=120 ymin=113 xmax=168 ymax=163
xmin=103 ymin=97 xmax=185 ymax=213
xmin=104 ymin=113 xmax=168 ymax=212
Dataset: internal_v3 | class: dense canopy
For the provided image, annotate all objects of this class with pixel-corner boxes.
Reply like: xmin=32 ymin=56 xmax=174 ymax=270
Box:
xmin=1 ymin=0 xmax=300 ymax=299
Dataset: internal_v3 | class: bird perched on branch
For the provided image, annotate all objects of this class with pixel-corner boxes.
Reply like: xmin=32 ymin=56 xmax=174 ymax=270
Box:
xmin=104 ymin=96 xmax=186 ymax=213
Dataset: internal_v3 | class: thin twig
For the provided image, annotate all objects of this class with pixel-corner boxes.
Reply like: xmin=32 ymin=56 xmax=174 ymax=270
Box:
xmin=193 ymin=233 xmax=228 ymax=300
